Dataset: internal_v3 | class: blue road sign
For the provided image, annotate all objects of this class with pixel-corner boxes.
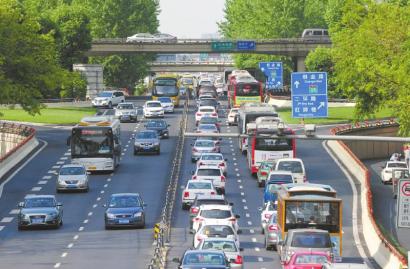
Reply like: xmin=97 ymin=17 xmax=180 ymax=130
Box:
xmin=259 ymin=62 xmax=283 ymax=90
xmin=237 ymin=40 xmax=256 ymax=51
xmin=291 ymin=72 xmax=328 ymax=118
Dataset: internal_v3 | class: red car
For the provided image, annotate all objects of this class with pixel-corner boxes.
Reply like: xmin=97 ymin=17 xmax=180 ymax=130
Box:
xmin=282 ymin=251 xmax=330 ymax=269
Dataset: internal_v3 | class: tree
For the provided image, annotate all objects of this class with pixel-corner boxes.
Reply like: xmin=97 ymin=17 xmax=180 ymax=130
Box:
xmin=86 ymin=0 xmax=159 ymax=89
xmin=0 ymin=0 xmax=67 ymax=114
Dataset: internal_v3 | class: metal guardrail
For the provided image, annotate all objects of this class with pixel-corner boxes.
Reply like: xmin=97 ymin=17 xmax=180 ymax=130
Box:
xmin=147 ymin=95 xmax=189 ymax=269
xmin=0 ymin=122 xmax=36 ymax=161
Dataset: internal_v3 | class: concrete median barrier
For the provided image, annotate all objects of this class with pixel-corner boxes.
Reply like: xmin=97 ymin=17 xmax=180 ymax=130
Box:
xmin=327 ymin=121 xmax=407 ymax=269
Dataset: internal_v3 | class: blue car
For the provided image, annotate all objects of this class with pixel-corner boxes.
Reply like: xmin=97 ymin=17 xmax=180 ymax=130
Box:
xmin=104 ymin=193 xmax=146 ymax=229
xmin=263 ymin=171 xmax=294 ymax=204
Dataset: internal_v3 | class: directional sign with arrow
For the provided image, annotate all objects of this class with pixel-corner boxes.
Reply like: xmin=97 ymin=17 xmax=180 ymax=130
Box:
xmin=291 ymin=72 xmax=328 ymax=118
xmin=259 ymin=62 xmax=283 ymax=90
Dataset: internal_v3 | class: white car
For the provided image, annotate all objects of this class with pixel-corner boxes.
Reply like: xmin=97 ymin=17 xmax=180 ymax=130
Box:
xmin=193 ymin=219 xmax=239 ymax=248
xmin=227 ymin=108 xmax=239 ymax=126
xmin=274 ymin=158 xmax=306 ymax=183
xmin=192 ymin=166 xmax=226 ymax=195
xmin=154 ymin=33 xmax=177 ymax=43
xmin=381 ymin=161 xmax=408 ymax=184
xmin=182 ymin=180 xmax=216 ymax=210
xmin=92 ymin=91 xmax=125 ymax=108
xmin=115 ymin=102 xmax=138 ymax=122
xmin=56 ymin=164 xmax=89 ymax=192
xmin=258 ymin=201 xmax=277 ymax=233
xmin=197 ymin=153 xmax=227 ymax=175
xmin=192 ymin=204 xmax=240 ymax=233
xmin=197 ymin=238 xmax=243 ymax=269
xmin=195 ymin=106 xmax=218 ymax=125
xmin=126 ymin=33 xmax=155 ymax=43
xmin=143 ymin=101 xmax=164 ymax=118
xmin=157 ymin=97 xmax=174 ymax=113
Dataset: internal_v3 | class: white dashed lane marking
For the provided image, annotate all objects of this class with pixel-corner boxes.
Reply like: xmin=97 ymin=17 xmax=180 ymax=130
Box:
xmin=48 ymin=170 xmax=56 ymax=174
xmin=54 ymin=263 xmax=61 ymax=268
xmin=83 ymin=219 xmax=88 ymax=224
xmin=56 ymin=161 xmax=64 ymax=165
xmin=255 ymin=247 xmax=260 ymax=252
xmin=0 ymin=226 xmax=5 ymax=231
xmin=97 ymin=197 xmax=101 ymax=201
xmin=250 ymin=229 xmax=255 ymax=234
xmin=245 ymin=213 xmax=250 ymax=218
xmin=252 ymin=238 xmax=257 ymax=242
xmin=78 ymin=227 xmax=84 ymax=231
xmin=104 ymin=184 xmax=108 ymax=188
xmin=236 ymin=173 xmax=240 ymax=177
xmin=0 ymin=217 xmax=13 ymax=223
xmin=240 ymin=192 xmax=245 ymax=196
xmin=52 ymin=165 xmax=60 ymax=169
xmin=60 ymin=157 xmax=68 ymax=160
xmin=88 ymin=212 xmax=93 ymax=216
xmin=258 ymin=257 xmax=264 ymax=262
xmin=64 ymin=153 xmax=70 ymax=156
xmin=93 ymin=204 xmax=98 ymax=208
xmin=61 ymin=252 xmax=67 ymax=258
xmin=242 ymin=199 xmax=246 ymax=203
xmin=235 ymin=168 xmax=239 ymax=171
xmin=244 ymin=206 xmax=248 ymax=210
xmin=38 ymin=180 xmax=47 ymax=185
xmin=247 ymin=221 xmax=252 ymax=225
xmin=31 ymin=187 xmax=42 ymax=192
xmin=107 ymin=178 xmax=112 ymax=182
xmin=73 ymin=235 xmax=79 ymax=240
xmin=67 ymin=243 xmax=73 ymax=249
xmin=42 ymin=175 xmax=52 ymax=180
xmin=100 ymin=190 xmax=104 ymax=194
xmin=9 ymin=209 xmax=19 ymax=214
xmin=233 ymin=158 xmax=236 ymax=161
xmin=237 ymin=179 xmax=241 ymax=183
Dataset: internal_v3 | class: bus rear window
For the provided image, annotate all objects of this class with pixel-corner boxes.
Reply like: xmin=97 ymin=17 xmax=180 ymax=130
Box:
xmin=255 ymin=138 xmax=292 ymax=151
xmin=236 ymin=84 xmax=260 ymax=96
xmin=291 ymin=233 xmax=331 ymax=248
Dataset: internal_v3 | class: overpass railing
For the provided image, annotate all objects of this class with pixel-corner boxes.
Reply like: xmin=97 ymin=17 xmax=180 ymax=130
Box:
xmin=0 ymin=122 xmax=36 ymax=161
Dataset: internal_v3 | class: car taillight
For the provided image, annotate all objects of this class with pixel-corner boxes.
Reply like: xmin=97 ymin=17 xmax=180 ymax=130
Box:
xmin=192 ymin=175 xmax=197 ymax=179
xmin=228 ymin=217 xmax=236 ymax=222
xmin=196 ymin=113 xmax=202 ymax=116
xmin=198 ymin=162 xmax=204 ymax=166
xmin=212 ymin=147 xmax=217 ymax=152
xmin=268 ymin=224 xmax=278 ymax=231
xmin=183 ymin=191 xmax=189 ymax=198
xmin=242 ymin=137 xmax=246 ymax=143
xmin=192 ymin=148 xmax=198 ymax=152
xmin=264 ymin=213 xmax=272 ymax=219
xmin=303 ymin=176 xmax=307 ymax=182
xmin=234 ymin=255 xmax=243 ymax=264
xmin=221 ymin=176 xmax=226 ymax=182
xmin=193 ymin=217 xmax=203 ymax=222
xmin=219 ymin=163 xmax=225 ymax=167
xmin=261 ymin=171 xmax=267 ymax=176
xmin=211 ymin=113 xmax=217 ymax=116
xmin=210 ymin=191 xmax=215 ymax=195
xmin=190 ymin=207 xmax=199 ymax=214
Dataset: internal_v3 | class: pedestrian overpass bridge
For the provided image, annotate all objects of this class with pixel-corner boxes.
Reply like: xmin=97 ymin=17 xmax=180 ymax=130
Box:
xmin=148 ymin=61 xmax=234 ymax=72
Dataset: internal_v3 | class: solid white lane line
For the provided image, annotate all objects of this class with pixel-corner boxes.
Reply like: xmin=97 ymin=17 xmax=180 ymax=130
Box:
xmin=38 ymin=180 xmax=47 ymax=185
xmin=88 ymin=212 xmax=93 ymax=216
xmin=9 ymin=209 xmax=19 ymax=214
xmin=73 ymin=235 xmax=79 ymax=240
xmin=83 ymin=219 xmax=88 ymax=224
xmin=31 ymin=187 xmax=42 ymax=192
xmin=250 ymin=229 xmax=255 ymax=234
xmin=258 ymin=257 xmax=264 ymax=262
xmin=54 ymin=263 xmax=61 ymax=268
xmin=42 ymin=175 xmax=52 ymax=180
xmin=67 ymin=243 xmax=73 ymax=248
xmin=252 ymin=238 xmax=257 ymax=242
xmin=0 ymin=226 xmax=5 ymax=231
xmin=78 ymin=227 xmax=84 ymax=231
xmin=61 ymin=252 xmax=67 ymax=258
xmin=247 ymin=221 xmax=252 ymax=225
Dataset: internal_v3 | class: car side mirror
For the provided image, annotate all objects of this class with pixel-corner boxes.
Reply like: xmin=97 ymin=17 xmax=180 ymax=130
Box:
xmin=239 ymin=247 xmax=244 ymax=251
xmin=189 ymin=229 xmax=195 ymax=234
xmin=56 ymin=202 xmax=63 ymax=207
xmin=191 ymin=171 xmax=194 ymax=175
xmin=172 ymin=257 xmax=180 ymax=263
xmin=235 ymin=214 xmax=240 ymax=219
xmin=18 ymin=202 xmax=24 ymax=208
xmin=229 ymin=202 xmax=234 ymax=206
xmin=168 ymin=124 xmax=170 ymax=127
xmin=224 ymin=158 xmax=228 ymax=161
xmin=143 ymin=203 xmax=147 ymax=207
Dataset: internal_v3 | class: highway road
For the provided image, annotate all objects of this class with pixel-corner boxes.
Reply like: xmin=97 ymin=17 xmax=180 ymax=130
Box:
xmin=0 ymin=100 xmax=183 ymax=269
xmin=166 ymin=102 xmax=366 ymax=269
xmin=0 ymin=99 xmax=372 ymax=269
xmin=366 ymin=160 xmax=410 ymax=252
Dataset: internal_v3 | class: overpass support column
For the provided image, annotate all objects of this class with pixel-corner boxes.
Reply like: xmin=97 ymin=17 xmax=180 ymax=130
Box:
xmin=293 ymin=56 xmax=306 ymax=72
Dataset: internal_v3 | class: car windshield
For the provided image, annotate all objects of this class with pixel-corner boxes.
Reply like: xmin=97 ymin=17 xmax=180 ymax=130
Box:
xmin=97 ymin=92 xmax=113 ymax=97
xmin=25 ymin=197 xmax=55 ymax=208
xmin=188 ymin=182 xmax=212 ymax=189
xmin=197 ymin=199 xmax=227 ymax=206
xmin=200 ymin=209 xmax=232 ymax=219
xmin=200 ymin=118 xmax=217 ymax=124
xmin=387 ymin=162 xmax=407 ymax=168
xmin=59 ymin=166 xmax=85 ymax=175
xmin=268 ymin=174 xmax=293 ymax=184
xmin=294 ymin=254 xmax=328 ymax=264
xmin=200 ymin=100 xmax=217 ymax=106
xmin=201 ymin=241 xmax=237 ymax=252
xmin=195 ymin=141 xmax=214 ymax=147
xmin=200 ymin=81 xmax=212 ymax=86
xmin=158 ymin=97 xmax=172 ymax=103
xmin=201 ymin=155 xmax=223 ymax=161
xmin=199 ymin=125 xmax=217 ymax=130
xmin=136 ymin=132 xmax=157 ymax=139
xmin=268 ymin=183 xmax=281 ymax=193
xmin=201 ymin=225 xmax=234 ymax=236
xmin=277 ymin=162 xmax=304 ymax=173
xmin=117 ymin=104 xmax=134 ymax=109
xmin=291 ymin=233 xmax=331 ymax=248
xmin=200 ymin=108 xmax=214 ymax=113
xmin=109 ymin=196 xmax=141 ymax=208
xmin=146 ymin=121 xmax=166 ymax=128
xmin=183 ymin=252 xmax=226 ymax=265
xmin=197 ymin=169 xmax=221 ymax=176
xmin=146 ymin=102 xmax=162 ymax=107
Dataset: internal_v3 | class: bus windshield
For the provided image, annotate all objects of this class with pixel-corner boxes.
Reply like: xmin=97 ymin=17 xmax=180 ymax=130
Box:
xmin=236 ymin=83 xmax=260 ymax=96
xmin=152 ymin=86 xmax=179 ymax=96
xmin=71 ymin=128 xmax=113 ymax=158
xmin=255 ymin=137 xmax=292 ymax=151
xmin=154 ymin=79 xmax=176 ymax=86
xmin=284 ymin=201 xmax=340 ymax=233
xmin=181 ymin=78 xmax=193 ymax=84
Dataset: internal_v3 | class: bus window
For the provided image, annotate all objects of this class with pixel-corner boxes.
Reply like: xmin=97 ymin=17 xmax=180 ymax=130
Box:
xmin=237 ymin=84 xmax=260 ymax=96
xmin=255 ymin=138 xmax=292 ymax=151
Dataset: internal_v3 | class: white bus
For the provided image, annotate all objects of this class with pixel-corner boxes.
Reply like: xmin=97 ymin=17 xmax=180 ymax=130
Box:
xmin=69 ymin=116 xmax=121 ymax=172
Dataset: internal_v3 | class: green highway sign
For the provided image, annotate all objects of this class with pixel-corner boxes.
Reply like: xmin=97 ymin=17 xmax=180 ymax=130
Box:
xmin=211 ymin=41 xmax=234 ymax=51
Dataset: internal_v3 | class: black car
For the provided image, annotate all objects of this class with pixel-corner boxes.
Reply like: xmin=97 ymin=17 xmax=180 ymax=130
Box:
xmin=104 ymin=193 xmax=146 ymax=229
xmin=173 ymin=250 xmax=230 ymax=269
xmin=199 ymin=117 xmax=221 ymax=131
xmin=144 ymin=119 xmax=170 ymax=139
xmin=199 ymin=99 xmax=219 ymax=110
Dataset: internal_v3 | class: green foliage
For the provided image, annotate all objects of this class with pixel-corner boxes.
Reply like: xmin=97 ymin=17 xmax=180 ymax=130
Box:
xmin=59 ymin=71 xmax=87 ymax=99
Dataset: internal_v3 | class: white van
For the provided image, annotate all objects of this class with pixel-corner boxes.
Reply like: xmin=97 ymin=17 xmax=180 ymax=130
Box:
xmin=274 ymin=158 xmax=306 ymax=183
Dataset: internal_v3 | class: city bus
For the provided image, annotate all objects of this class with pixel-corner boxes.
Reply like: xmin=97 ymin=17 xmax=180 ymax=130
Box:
xmin=276 ymin=183 xmax=343 ymax=258
xmin=70 ymin=116 xmax=121 ymax=172
xmin=151 ymin=74 xmax=180 ymax=107
xmin=227 ymin=73 xmax=263 ymax=108
xmin=247 ymin=123 xmax=295 ymax=175
xmin=180 ymin=75 xmax=197 ymax=97
xmin=237 ymin=105 xmax=278 ymax=153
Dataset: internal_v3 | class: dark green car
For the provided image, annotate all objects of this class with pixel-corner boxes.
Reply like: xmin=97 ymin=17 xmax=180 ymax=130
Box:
xmin=256 ymin=161 xmax=276 ymax=187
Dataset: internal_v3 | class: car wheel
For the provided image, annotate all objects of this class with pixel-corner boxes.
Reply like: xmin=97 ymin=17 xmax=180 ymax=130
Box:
xmin=191 ymin=158 xmax=195 ymax=163
xmin=157 ymin=149 xmax=160 ymax=155
xmin=182 ymin=203 xmax=189 ymax=210
xmin=84 ymin=187 xmax=89 ymax=193
xmin=258 ymin=181 xmax=264 ymax=188
xmin=18 ymin=225 xmax=24 ymax=231
xmin=261 ymin=228 xmax=264 ymax=234
xmin=108 ymin=102 xmax=112 ymax=109
xmin=134 ymin=150 xmax=138 ymax=155
xmin=105 ymin=225 xmax=111 ymax=230
xmin=60 ymin=219 xmax=63 ymax=226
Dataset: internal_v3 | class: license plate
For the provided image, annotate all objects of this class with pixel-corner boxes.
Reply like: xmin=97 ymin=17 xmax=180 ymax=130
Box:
xmin=88 ymin=166 xmax=96 ymax=170
xmin=119 ymin=219 xmax=129 ymax=224
xmin=67 ymin=185 xmax=77 ymax=188
xmin=32 ymin=218 xmax=44 ymax=224
xmin=194 ymin=192 xmax=205 ymax=196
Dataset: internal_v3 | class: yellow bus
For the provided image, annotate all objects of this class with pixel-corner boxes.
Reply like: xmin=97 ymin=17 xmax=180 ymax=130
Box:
xmin=276 ymin=183 xmax=343 ymax=257
xmin=151 ymin=74 xmax=180 ymax=107
xmin=180 ymin=74 xmax=197 ymax=97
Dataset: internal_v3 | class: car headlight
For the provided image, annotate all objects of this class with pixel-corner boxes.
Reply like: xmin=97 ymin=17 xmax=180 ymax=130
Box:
xmin=385 ymin=170 xmax=392 ymax=174
xmin=154 ymin=142 xmax=160 ymax=146
xmin=134 ymin=212 xmax=142 ymax=218
xmin=49 ymin=212 xmax=58 ymax=218
xmin=21 ymin=214 xmax=29 ymax=220
xmin=106 ymin=213 xmax=115 ymax=218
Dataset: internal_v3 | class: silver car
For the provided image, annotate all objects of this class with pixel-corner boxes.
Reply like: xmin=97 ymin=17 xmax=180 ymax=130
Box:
xmin=262 ymin=212 xmax=279 ymax=250
xmin=197 ymin=238 xmax=244 ymax=269
xmin=115 ymin=102 xmax=138 ymax=122
xmin=56 ymin=164 xmax=89 ymax=192
xmin=18 ymin=195 xmax=63 ymax=230
xmin=133 ymin=130 xmax=160 ymax=155
xmin=191 ymin=139 xmax=218 ymax=162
